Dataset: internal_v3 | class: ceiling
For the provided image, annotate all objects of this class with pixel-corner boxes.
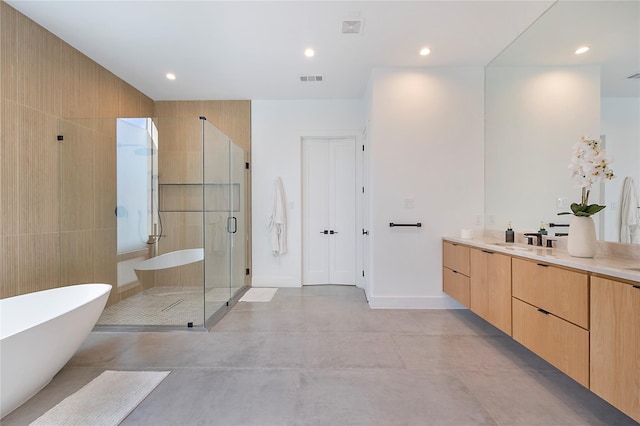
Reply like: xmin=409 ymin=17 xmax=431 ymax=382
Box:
xmin=2 ymin=0 xmax=580 ymax=101
xmin=489 ymin=0 xmax=640 ymax=97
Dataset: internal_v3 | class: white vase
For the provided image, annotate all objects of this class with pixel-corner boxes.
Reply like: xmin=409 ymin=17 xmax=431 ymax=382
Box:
xmin=567 ymin=216 xmax=597 ymax=258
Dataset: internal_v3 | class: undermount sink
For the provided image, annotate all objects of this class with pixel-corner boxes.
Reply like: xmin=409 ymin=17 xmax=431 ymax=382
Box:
xmin=626 ymin=267 xmax=640 ymax=272
xmin=488 ymin=242 xmax=532 ymax=252
xmin=506 ymin=246 xmax=533 ymax=252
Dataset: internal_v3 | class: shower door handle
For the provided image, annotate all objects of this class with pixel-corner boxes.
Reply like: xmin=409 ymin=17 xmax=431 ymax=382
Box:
xmin=227 ymin=217 xmax=237 ymax=233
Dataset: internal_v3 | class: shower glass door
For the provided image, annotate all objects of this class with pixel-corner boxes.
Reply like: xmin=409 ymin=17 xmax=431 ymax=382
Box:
xmin=230 ymin=140 xmax=247 ymax=298
xmin=203 ymin=122 xmax=248 ymax=325
xmin=203 ymin=119 xmax=233 ymax=323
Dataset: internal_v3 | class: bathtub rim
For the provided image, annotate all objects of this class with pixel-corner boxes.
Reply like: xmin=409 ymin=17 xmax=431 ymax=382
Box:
xmin=0 ymin=283 xmax=112 ymax=341
xmin=133 ymin=248 xmax=204 ymax=272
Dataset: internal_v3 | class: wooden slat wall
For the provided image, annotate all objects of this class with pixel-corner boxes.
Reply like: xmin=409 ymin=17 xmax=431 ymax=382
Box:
xmin=0 ymin=2 xmax=154 ymax=305
xmin=1 ymin=2 xmax=252 ymax=304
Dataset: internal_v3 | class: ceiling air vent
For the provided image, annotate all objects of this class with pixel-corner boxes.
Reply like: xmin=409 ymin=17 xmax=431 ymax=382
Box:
xmin=300 ymin=75 xmax=324 ymax=83
xmin=342 ymin=19 xmax=363 ymax=34
xmin=627 ymin=73 xmax=640 ymax=79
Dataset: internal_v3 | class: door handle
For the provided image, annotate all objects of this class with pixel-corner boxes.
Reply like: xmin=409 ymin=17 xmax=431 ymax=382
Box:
xmin=227 ymin=217 xmax=237 ymax=233
xmin=330 ymin=230 xmax=338 ymax=235
xmin=320 ymin=230 xmax=329 ymax=234
xmin=362 ymin=229 xmax=369 ymax=235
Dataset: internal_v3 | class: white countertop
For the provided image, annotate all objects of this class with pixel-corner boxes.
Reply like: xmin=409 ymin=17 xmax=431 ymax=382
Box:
xmin=443 ymin=236 xmax=640 ymax=283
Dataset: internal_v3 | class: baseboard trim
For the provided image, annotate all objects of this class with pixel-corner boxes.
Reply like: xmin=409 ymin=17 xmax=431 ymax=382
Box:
xmin=367 ymin=295 xmax=466 ymax=309
xmin=250 ymin=277 xmax=301 ymax=288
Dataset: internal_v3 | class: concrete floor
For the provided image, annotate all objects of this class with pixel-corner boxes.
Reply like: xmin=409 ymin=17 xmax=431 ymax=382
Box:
xmin=4 ymin=285 xmax=637 ymax=425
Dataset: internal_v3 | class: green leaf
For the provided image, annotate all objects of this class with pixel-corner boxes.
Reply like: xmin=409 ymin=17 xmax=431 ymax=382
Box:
xmin=570 ymin=203 xmax=585 ymax=214
xmin=585 ymin=204 xmax=606 ymax=215
xmin=558 ymin=202 xmax=606 ymax=217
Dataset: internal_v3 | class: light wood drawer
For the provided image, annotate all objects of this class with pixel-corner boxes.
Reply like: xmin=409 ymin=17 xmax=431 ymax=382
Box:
xmin=443 ymin=267 xmax=470 ymax=308
xmin=512 ymin=258 xmax=589 ymax=329
xmin=513 ymin=297 xmax=589 ymax=387
xmin=442 ymin=241 xmax=470 ymax=276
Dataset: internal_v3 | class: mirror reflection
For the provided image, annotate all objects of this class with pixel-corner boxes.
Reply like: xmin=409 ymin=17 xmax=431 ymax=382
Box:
xmin=485 ymin=0 xmax=640 ymax=244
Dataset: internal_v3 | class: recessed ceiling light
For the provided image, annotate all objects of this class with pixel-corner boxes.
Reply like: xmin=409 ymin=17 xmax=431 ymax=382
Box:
xmin=166 ymin=73 xmax=176 ymax=80
xmin=575 ymin=46 xmax=590 ymax=55
xmin=304 ymin=48 xmax=315 ymax=58
xmin=419 ymin=47 xmax=431 ymax=56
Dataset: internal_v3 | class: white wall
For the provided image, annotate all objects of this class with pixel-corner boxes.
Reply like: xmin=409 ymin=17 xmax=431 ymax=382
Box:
xmin=366 ymin=68 xmax=485 ymax=308
xmin=251 ymin=100 xmax=365 ymax=287
xmin=601 ymin=97 xmax=640 ymax=242
xmin=485 ymin=66 xmax=601 ymax=234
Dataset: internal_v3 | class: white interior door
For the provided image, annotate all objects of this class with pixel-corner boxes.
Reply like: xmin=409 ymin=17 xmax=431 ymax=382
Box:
xmin=303 ymin=137 xmax=356 ymax=285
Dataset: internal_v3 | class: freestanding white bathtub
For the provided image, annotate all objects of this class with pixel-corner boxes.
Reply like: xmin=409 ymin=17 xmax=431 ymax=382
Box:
xmin=134 ymin=248 xmax=204 ymax=271
xmin=0 ymin=283 xmax=111 ymax=418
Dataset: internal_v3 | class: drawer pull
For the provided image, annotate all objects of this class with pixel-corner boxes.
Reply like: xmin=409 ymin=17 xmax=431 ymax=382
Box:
xmin=452 ymin=270 xmax=459 ymax=274
xmin=481 ymin=250 xmax=494 ymax=254
xmin=536 ymin=263 xmax=549 ymax=268
xmin=537 ymin=308 xmax=550 ymax=315
xmin=634 ymin=285 xmax=640 ymax=290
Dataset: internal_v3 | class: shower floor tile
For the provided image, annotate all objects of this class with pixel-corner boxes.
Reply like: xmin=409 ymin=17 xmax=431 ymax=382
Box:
xmin=97 ymin=286 xmax=230 ymax=327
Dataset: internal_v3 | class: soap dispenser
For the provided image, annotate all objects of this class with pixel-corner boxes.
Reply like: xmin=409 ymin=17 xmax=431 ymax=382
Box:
xmin=505 ymin=222 xmax=515 ymax=243
xmin=539 ymin=222 xmax=548 ymax=235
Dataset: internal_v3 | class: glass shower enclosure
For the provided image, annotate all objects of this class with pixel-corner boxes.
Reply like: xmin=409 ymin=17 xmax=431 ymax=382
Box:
xmin=57 ymin=116 xmax=247 ymax=330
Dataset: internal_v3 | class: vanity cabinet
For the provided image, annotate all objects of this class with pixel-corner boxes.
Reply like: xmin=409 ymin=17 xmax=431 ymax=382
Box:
xmin=442 ymin=241 xmax=470 ymax=308
xmin=590 ymin=276 xmax=640 ymax=423
xmin=469 ymin=248 xmax=512 ymax=335
xmin=511 ymin=258 xmax=590 ymax=387
xmin=442 ymin=238 xmax=640 ymax=421
xmin=512 ymin=258 xmax=589 ymax=329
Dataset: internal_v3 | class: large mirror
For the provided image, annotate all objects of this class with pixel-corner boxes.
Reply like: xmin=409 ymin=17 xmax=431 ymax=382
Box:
xmin=485 ymin=0 xmax=640 ymax=244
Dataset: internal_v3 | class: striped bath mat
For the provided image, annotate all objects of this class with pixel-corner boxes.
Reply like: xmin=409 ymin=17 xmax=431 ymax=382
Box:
xmin=30 ymin=370 xmax=169 ymax=426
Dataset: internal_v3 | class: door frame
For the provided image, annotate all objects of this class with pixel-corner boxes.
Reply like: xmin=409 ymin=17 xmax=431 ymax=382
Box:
xmin=300 ymin=131 xmax=365 ymax=288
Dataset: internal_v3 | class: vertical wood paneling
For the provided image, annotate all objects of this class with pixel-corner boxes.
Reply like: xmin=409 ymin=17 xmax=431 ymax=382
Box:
xmin=16 ymin=12 xmax=62 ymax=116
xmin=93 ymin=228 xmax=117 ymax=285
xmin=59 ymin=120 xmax=95 ymax=232
xmin=140 ymin=92 xmax=154 ymax=117
xmin=4 ymin=3 xmax=252 ymax=304
xmin=60 ymin=230 xmax=94 ymax=285
xmin=93 ymin=128 xmax=116 ymax=230
xmin=2 ymin=2 xmax=151 ymax=301
xmin=154 ymin=101 xmax=251 ymax=152
xmin=95 ymin=69 xmax=119 ymax=118
xmin=1 ymin=2 xmax=18 ymax=102
xmin=0 ymin=235 xmax=20 ymax=298
xmin=17 ymin=106 xmax=58 ymax=234
xmin=118 ymin=80 xmax=153 ymax=118
xmin=61 ymin=43 xmax=98 ymax=119
xmin=1 ymin=99 xmax=19 ymax=236
xmin=19 ymin=232 xmax=59 ymax=294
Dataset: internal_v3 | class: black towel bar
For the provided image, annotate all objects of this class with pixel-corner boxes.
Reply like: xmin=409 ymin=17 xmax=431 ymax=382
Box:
xmin=549 ymin=223 xmax=570 ymax=227
xmin=389 ymin=222 xmax=422 ymax=227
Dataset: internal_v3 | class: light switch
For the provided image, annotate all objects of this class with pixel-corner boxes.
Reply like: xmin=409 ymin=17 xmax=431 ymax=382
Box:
xmin=403 ymin=198 xmax=415 ymax=209
xmin=557 ymin=197 xmax=568 ymax=209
